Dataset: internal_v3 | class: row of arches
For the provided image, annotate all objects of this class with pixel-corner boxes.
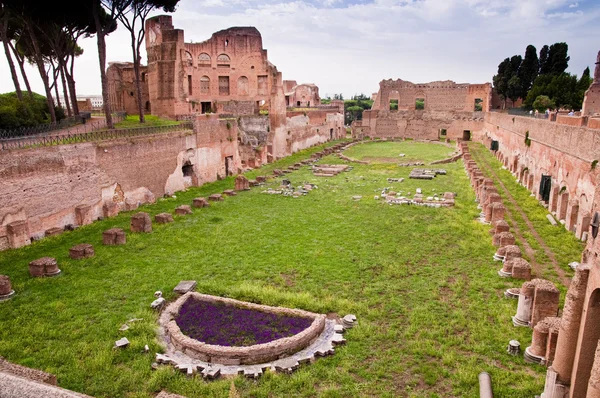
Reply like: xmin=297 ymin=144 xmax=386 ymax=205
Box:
xmin=495 ymin=150 xmax=591 ymax=241
xmin=185 ymin=52 xmax=231 ymax=68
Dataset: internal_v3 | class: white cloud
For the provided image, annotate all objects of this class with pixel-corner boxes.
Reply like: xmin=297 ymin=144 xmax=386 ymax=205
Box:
xmin=1 ymin=0 xmax=598 ymax=99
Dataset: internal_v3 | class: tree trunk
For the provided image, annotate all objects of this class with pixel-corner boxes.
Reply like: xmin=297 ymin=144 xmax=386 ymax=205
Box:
xmin=0 ymin=14 xmax=22 ymax=101
xmin=52 ymin=63 xmax=61 ymax=110
xmin=93 ymin=4 xmax=113 ymax=129
xmin=25 ymin=22 xmax=56 ymax=123
xmin=66 ymin=55 xmax=79 ymax=115
xmin=59 ymin=61 xmax=72 ymax=117
xmin=9 ymin=41 xmax=33 ymax=99
xmin=131 ymin=28 xmax=145 ymax=123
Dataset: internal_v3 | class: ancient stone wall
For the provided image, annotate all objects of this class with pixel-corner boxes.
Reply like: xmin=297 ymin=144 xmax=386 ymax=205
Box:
xmin=478 ymin=112 xmax=599 ymax=239
xmin=371 ymin=79 xmax=491 ymax=112
xmin=145 ymin=16 xmax=279 ymax=119
xmin=107 ymin=62 xmax=150 ymax=115
xmin=284 ymin=82 xmax=320 ymax=107
xmin=582 ymin=50 xmax=600 ymax=116
xmin=354 ymin=109 xmax=484 ymax=141
xmin=0 ymin=118 xmax=241 ymax=250
xmin=271 ymin=111 xmax=344 ymax=160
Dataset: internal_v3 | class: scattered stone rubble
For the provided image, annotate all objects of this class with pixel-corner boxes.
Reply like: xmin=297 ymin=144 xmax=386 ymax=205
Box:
xmin=400 ymin=162 xmax=425 ymax=167
xmin=262 ymin=181 xmax=317 ymax=198
xmin=409 ymin=168 xmax=446 ymax=180
xmin=312 ymin=164 xmax=350 ymax=177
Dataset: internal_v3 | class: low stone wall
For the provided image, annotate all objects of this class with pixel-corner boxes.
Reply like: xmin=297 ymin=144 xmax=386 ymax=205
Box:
xmin=160 ymin=292 xmax=326 ymax=365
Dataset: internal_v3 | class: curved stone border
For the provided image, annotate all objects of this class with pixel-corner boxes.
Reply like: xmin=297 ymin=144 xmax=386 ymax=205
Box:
xmin=339 ymin=139 xmax=459 ymax=165
xmin=159 ymin=292 xmax=326 ymax=365
xmin=156 ymin=293 xmax=355 ymax=379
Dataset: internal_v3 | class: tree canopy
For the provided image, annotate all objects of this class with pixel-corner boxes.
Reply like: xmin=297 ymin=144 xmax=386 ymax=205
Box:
xmin=493 ymin=42 xmax=592 ymax=111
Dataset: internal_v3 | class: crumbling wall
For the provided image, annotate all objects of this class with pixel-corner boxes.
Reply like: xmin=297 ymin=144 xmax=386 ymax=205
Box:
xmin=271 ymin=111 xmax=344 ymax=160
xmin=354 ymin=109 xmax=484 ymax=141
xmin=372 ymin=79 xmax=491 ymax=112
xmin=0 ymin=118 xmax=241 ymax=250
xmin=480 ymin=112 xmax=598 ymax=238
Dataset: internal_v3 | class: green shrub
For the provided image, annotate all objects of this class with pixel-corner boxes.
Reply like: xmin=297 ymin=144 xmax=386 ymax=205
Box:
xmin=0 ymin=92 xmax=53 ymax=129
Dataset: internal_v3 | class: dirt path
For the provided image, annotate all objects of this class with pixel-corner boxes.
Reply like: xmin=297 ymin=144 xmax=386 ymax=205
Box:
xmin=474 ymin=149 xmax=570 ymax=287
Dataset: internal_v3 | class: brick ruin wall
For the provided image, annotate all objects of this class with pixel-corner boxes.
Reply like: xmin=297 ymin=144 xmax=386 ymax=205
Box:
xmin=271 ymin=111 xmax=345 ymax=159
xmin=0 ymin=118 xmax=239 ymax=250
xmin=352 ymin=78 xmax=491 ymax=141
xmin=371 ymin=79 xmax=491 ymax=112
xmin=0 ymin=107 xmax=342 ymax=250
xmin=355 ymin=109 xmax=485 ymax=141
xmin=477 ymin=112 xmax=600 ymax=240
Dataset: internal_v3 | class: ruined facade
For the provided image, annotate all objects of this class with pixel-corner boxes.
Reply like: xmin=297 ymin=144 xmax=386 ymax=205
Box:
xmin=1 ymin=17 xmax=345 ymax=250
xmin=144 ymin=17 xmax=278 ymax=117
xmin=352 ymin=79 xmax=492 ymax=140
xmin=284 ymin=81 xmax=321 ymax=107
xmin=582 ymin=51 xmax=600 ymax=116
xmin=106 ymin=62 xmax=150 ymax=115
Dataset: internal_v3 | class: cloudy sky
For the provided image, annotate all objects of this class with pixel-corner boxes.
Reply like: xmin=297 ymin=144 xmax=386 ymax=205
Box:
xmin=1 ymin=0 xmax=598 ymax=99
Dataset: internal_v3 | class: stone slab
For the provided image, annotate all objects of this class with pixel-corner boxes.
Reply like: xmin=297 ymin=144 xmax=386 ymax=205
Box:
xmin=173 ymin=280 xmax=197 ymax=295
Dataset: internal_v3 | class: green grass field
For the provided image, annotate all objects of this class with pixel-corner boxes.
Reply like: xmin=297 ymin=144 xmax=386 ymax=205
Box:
xmin=343 ymin=141 xmax=455 ymax=163
xmin=0 ymin=141 xmax=567 ymax=397
xmin=114 ymin=115 xmax=181 ymax=129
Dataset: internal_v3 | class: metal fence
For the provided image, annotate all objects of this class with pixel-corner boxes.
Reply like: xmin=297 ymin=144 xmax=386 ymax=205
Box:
xmin=1 ymin=121 xmax=193 ymax=151
xmin=506 ymin=108 xmax=550 ymax=119
xmin=0 ymin=112 xmax=128 ymax=140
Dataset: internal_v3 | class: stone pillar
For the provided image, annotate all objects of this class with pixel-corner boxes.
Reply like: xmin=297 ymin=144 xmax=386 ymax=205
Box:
xmin=69 ymin=244 xmax=95 ymax=259
xmin=0 ymin=275 xmax=15 ymax=299
xmin=528 ymin=174 xmax=535 ymax=192
xmin=235 ymin=175 xmax=250 ymax=191
xmin=566 ymin=200 xmax=580 ymax=233
xmin=103 ymin=202 xmax=119 ymax=218
xmin=490 ymin=220 xmax=510 ymax=235
xmin=514 ymin=281 xmax=535 ymax=327
xmin=491 ymin=203 xmax=507 ymax=223
xmin=542 ymin=368 xmax=570 ymax=398
xmin=7 ymin=220 xmax=30 ymax=249
xmin=558 ymin=192 xmax=569 ymax=222
xmin=532 ymin=280 xmax=561 ymax=328
xmin=103 ymin=228 xmax=126 ymax=245
xmin=553 ymin=264 xmax=593 ymax=383
xmin=530 ymin=321 xmax=552 ymax=358
xmin=75 ymin=204 xmax=93 ymax=226
xmin=175 ymin=205 xmax=192 ymax=215
xmin=586 ymin=341 xmax=600 ymax=398
xmin=493 ymin=232 xmax=515 ymax=247
xmin=130 ymin=212 xmax=152 ymax=233
xmin=28 ymin=257 xmax=60 ymax=277
xmin=504 ymin=245 xmax=522 ymax=262
xmin=577 ymin=212 xmax=592 ymax=241
xmin=155 ymin=213 xmax=174 ymax=224
xmin=511 ymin=258 xmax=532 ymax=280
xmin=549 ymin=185 xmax=560 ymax=214
xmin=192 ymin=197 xmax=210 ymax=208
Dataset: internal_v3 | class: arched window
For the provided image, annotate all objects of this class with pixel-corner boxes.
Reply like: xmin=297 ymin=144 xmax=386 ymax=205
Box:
xmin=198 ymin=53 xmax=211 ymax=67
xmin=184 ymin=51 xmax=193 ymax=67
xmin=237 ymin=76 xmax=249 ymax=96
xmin=200 ymin=76 xmax=210 ymax=95
xmin=217 ymin=54 xmax=230 ymax=68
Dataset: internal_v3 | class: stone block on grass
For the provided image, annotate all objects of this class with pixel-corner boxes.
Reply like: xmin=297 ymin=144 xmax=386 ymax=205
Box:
xmin=69 ymin=244 xmax=95 ymax=259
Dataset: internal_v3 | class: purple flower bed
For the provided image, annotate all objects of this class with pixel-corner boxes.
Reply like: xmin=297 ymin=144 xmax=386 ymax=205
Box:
xmin=175 ymin=299 xmax=314 ymax=347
